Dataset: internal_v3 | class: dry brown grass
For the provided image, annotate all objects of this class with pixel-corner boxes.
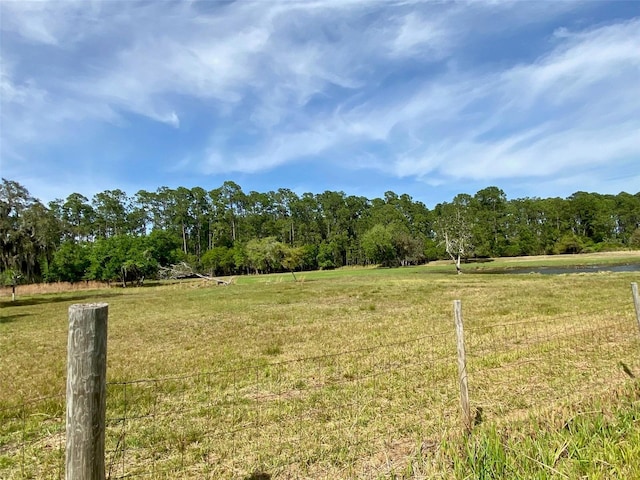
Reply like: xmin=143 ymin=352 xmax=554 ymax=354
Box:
xmin=0 ymin=280 xmax=111 ymax=297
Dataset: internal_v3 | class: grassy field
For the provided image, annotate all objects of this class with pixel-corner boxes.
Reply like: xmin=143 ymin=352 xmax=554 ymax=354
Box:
xmin=1 ymin=252 xmax=639 ymax=478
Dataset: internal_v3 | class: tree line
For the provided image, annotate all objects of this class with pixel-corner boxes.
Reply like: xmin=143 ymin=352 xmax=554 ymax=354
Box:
xmin=2 ymin=178 xmax=639 ymax=285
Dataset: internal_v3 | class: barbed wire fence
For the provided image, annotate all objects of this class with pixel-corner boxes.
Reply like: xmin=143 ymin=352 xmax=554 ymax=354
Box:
xmin=0 ymin=393 xmax=66 ymax=480
xmin=102 ymin=330 xmax=459 ymax=479
xmin=465 ymin=307 xmax=640 ymax=424
xmin=2 ymin=283 xmax=639 ymax=479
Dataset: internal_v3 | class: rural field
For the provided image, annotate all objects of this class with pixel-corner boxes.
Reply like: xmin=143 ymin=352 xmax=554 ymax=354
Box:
xmin=1 ymin=252 xmax=640 ymax=479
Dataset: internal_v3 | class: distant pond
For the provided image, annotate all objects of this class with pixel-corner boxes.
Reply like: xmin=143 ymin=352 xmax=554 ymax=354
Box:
xmin=472 ymin=263 xmax=640 ymax=275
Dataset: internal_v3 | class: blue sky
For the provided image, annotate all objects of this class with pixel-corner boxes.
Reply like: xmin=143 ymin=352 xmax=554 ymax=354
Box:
xmin=1 ymin=0 xmax=639 ymax=207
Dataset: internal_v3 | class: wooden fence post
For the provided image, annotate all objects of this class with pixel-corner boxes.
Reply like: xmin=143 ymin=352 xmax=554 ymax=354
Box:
xmin=454 ymin=299 xmax=471 ymax=433
xmin=632 ymin=283 xmax=640 ymax=334
xmin=66 ymin=303 xmax=108 ymax=480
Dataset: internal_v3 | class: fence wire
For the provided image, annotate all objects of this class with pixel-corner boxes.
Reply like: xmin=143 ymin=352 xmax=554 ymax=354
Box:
xmin=2 ymin=302 xmax=639 ymax=479
xmin=0 ymin=394 xmax=65 ymax=480
xmin=103 ymin=330 xmax=458 ymax=479
xmin=465 ymin=306 xmax=640 ymax=424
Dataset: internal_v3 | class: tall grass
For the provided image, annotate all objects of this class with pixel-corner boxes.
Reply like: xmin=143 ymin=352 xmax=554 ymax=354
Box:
xmin=451 ymin=382 xmax=640 ymax=479
xmin=0 ymin=280 xmax=110 ymax=297
xmin=1 ymin=253 xmax=639 ymax=478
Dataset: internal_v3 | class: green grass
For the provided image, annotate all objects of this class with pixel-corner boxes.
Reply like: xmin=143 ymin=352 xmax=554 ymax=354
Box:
xmin=451 ymin=382 xmax=640 ymax=479
xmin=1 ymin=252 xmax=639 ymax=478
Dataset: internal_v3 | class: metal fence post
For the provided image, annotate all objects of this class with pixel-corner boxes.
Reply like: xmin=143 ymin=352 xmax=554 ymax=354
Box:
xmin=66 ymin=303 xmax=108 ymax=480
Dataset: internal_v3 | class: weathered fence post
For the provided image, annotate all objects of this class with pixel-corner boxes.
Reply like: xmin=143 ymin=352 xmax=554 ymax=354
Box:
xmin=632 ymin=283 xmax=640 ymax=334
xmin=66 ymin=303 xmax=108 ymax=480
xmin=454 ymin=299 xmax=471 ymax=433
xmin=11 ymin=272 xmax=20 ymax=301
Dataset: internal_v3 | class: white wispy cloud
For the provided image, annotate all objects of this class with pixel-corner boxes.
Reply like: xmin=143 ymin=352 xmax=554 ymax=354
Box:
xmin=1 ymin=0 xmax=638 ymax=203
xmin=193 ymin=1 xmax=637 ymax=183
xmin=390 ymin=17 xmax=640 ymax=184
xmin=503 ymin=19 xmax=640 ymax=107
xmin=388 ymin=10 xmax=454 ymax=59
xmin=1 ymin=0 xmax=79 ymax=45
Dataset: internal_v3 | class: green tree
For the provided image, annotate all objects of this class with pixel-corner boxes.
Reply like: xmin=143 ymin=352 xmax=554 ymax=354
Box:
xmin=299 ymin=244 xmax=319 ymax=271
xmin=0 ymin=179 xmax=61 ymax=281
xmin=505 ymin=197 xmax=545 ymax=256
xmin=189 ymin=186 xmax=211 ymax=259
xmin=231 ymin=244 xmax=249 ymax=274
xmin=291 ymin=193 xmax=323 ymax=246
xmin=614 ymin=192 xmax=640 ymax=245
xmin=281 ymin=244 xmax=305 ymax=281
xmin=361 ymin=224 xmax=396 ymax=266
xmin=48 ymin=241 xmax=91 ymax=282
xmin=171 ymin=186 xmax=194 ymax=255
xmin=244 ymin=190 xmax=272 ymax=239
xmin=392 ymin=229 xmax=426 ymax=266
xmin=59 ymin=193 xmax=95 ymax=241
xmin=88 ymin=235 xmax=157 ymax=286
xmin=538 ymin=197 xmax=570 ymax=253
xmin=201 ymin=247 xmax=235 ymax=276
xmin=317 ymin=240 xmax=342 ymax=270
xmin=553 ymin=232 xmax=584 ymax=254
xmin=629 ymin=228 xmax=640 ymax=248
xmin=472 ymin=186 xmax=508 ymax=257
xmin=1 ymin=179 xmax=33 ymax=275
xmin=146 ymin=230 xmax=181 ymax=267
xmin=92 ymin=189 xmax=130 ymax=238
xmin=245 ymin=237 xmax=286 ymax=274
xmin=567 ymin=192 xmax=615 ymax=244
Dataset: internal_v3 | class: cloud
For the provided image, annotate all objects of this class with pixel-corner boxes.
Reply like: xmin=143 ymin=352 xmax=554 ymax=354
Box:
xmin=388 ymin=18 xmax=640 ymax=184
xmin=203 ymin=125 xmax=340 ymax=175
xmin=388 ymin=11 xmax=453 ymax=59
xmin=503 ymin=19 xmax=640 ymax=107
xmin=197 ymin=12 xmax=640 ymax=195
xmin=0 ymin=60 xmax=119 ymax=148
xmin=1 ymin=1 xmax=76 ymax=45
xmin=1 ymin=0 xmax=638 ymax=203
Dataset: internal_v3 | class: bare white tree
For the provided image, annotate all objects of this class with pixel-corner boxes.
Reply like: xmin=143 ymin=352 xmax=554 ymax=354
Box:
xmin=435 ymin=197 xmax=474 ymax=274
